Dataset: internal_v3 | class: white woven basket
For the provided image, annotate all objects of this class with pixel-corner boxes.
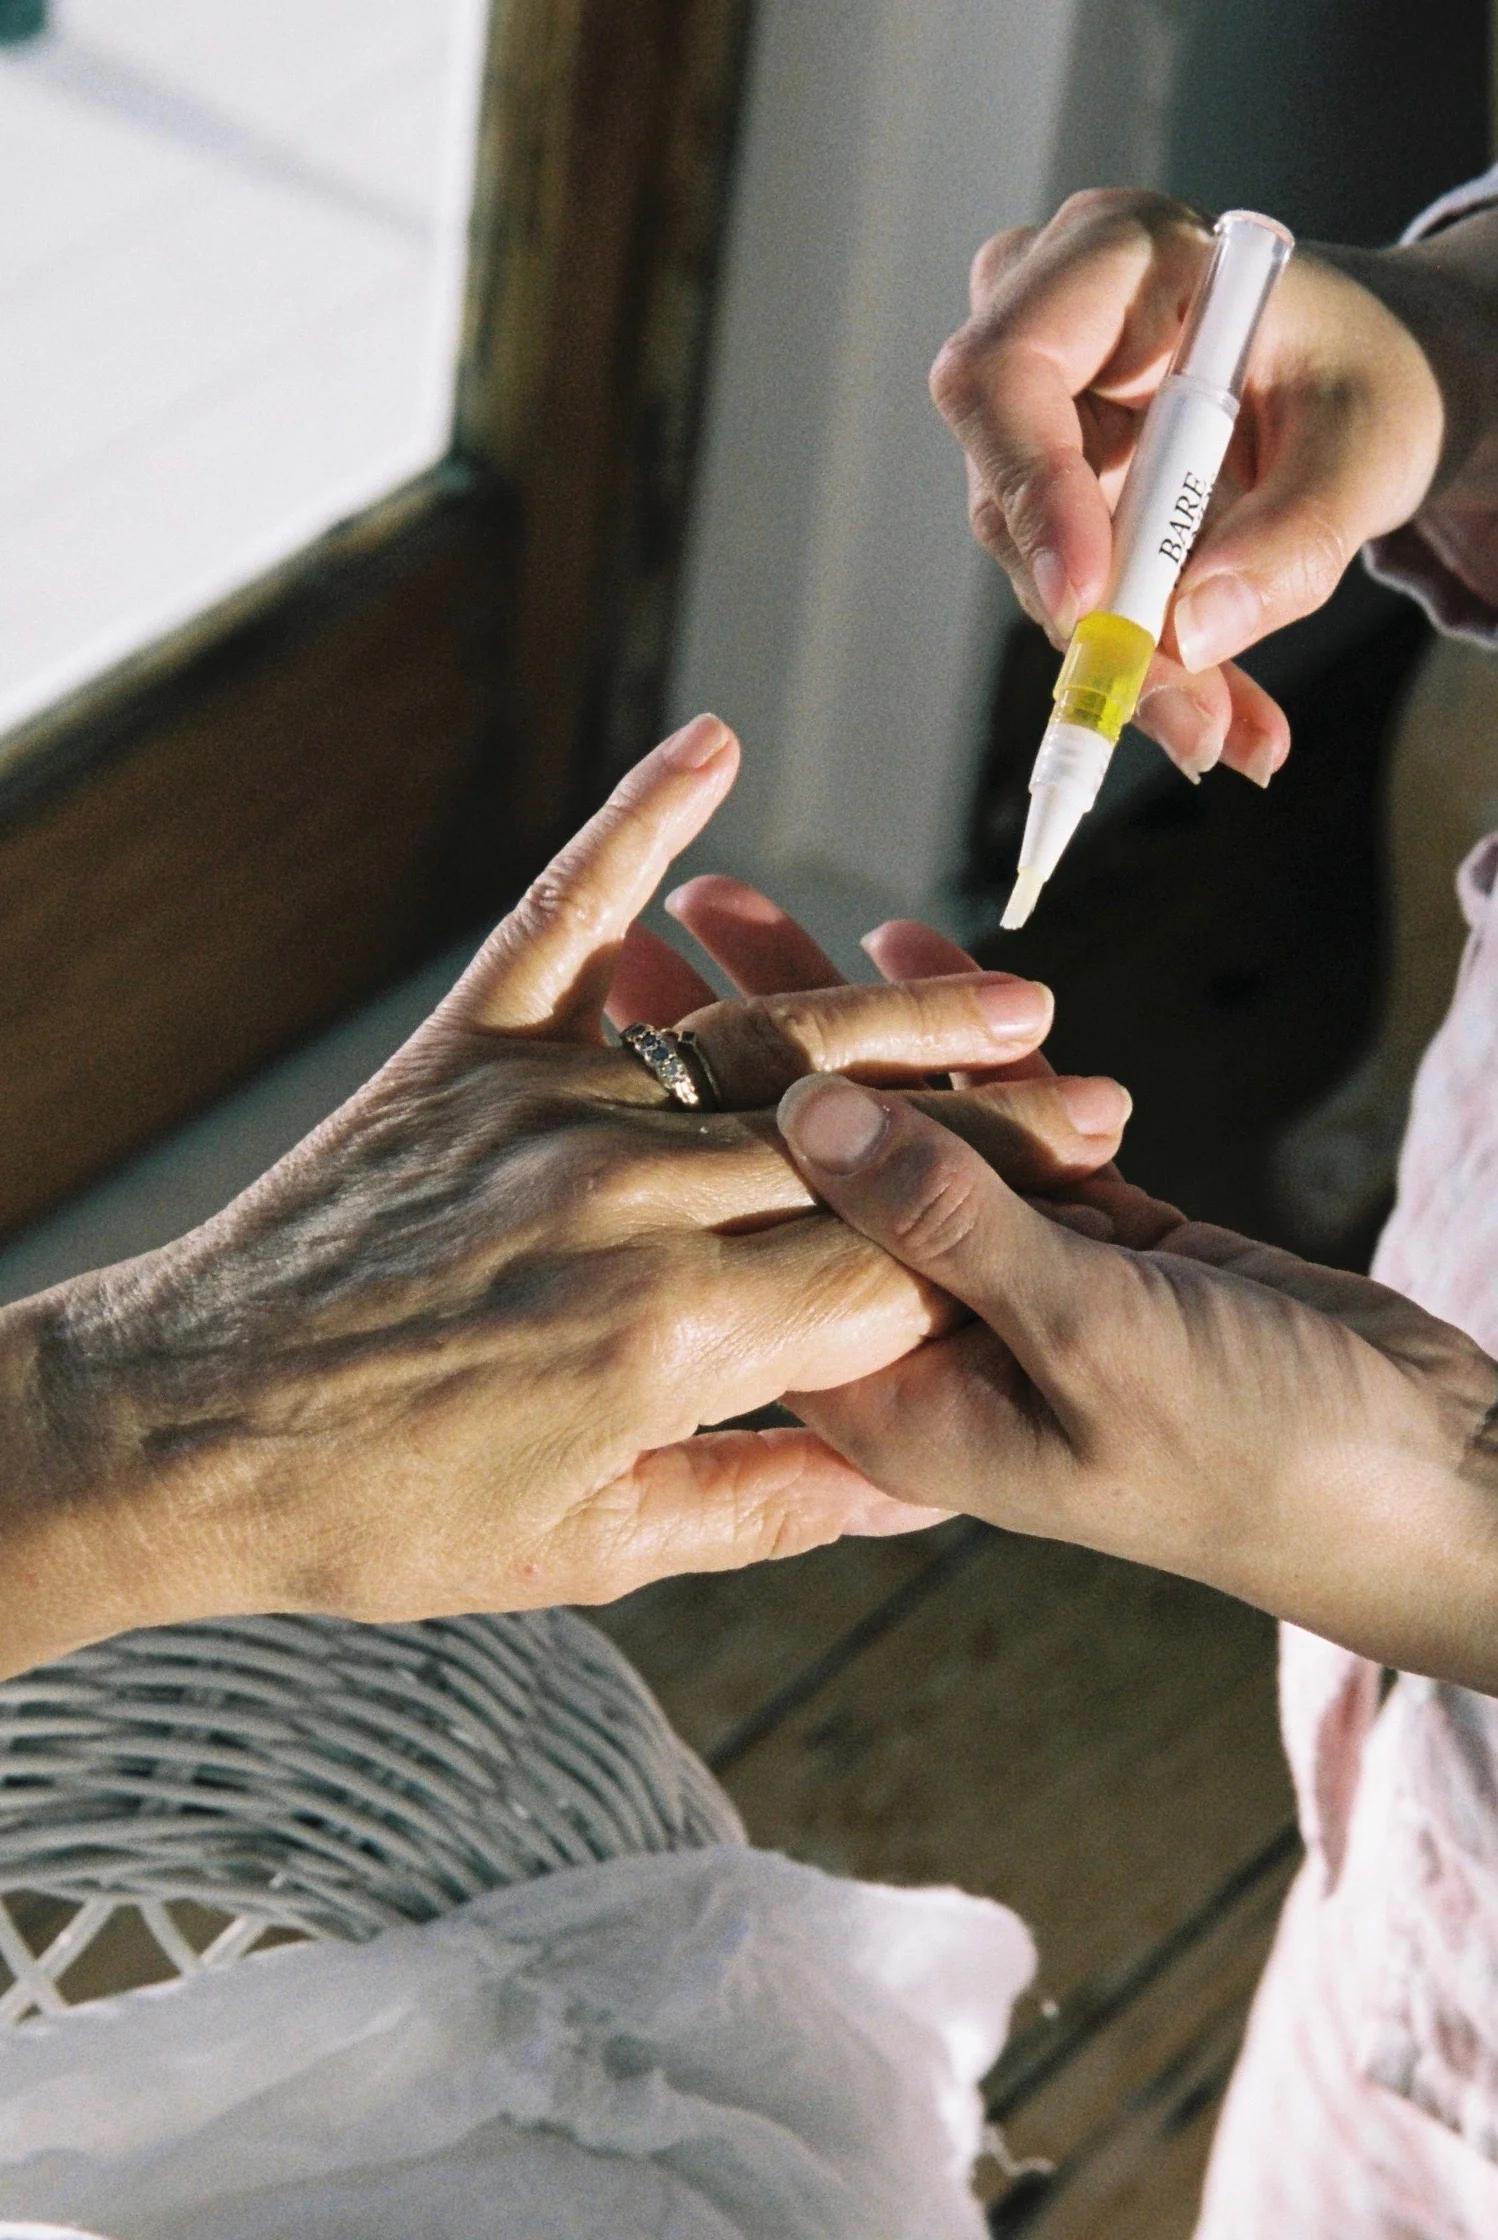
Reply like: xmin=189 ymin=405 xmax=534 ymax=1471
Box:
xmin=0 ymin=1608 xmax=741 ymax=2021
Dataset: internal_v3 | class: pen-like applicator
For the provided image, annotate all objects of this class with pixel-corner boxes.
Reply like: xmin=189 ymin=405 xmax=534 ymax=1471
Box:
xmin=1002 ymin=210 xmax=1294 ymax=931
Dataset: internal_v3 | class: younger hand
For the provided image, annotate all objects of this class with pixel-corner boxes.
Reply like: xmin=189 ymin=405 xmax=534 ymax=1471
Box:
xmin=932 ymin=188 xmax=1452 ymax=781
xmin=779 ymin=1074 xmax=1498 ymax=1691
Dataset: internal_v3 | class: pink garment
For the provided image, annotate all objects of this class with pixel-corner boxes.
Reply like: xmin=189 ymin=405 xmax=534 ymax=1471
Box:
xmin=1197 ymin=164 xmax=1498 ymax=2229
xmin=1197 ymin=1697 xmax=1498 ymax=2239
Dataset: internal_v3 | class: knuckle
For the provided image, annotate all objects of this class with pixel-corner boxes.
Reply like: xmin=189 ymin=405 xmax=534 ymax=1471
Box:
xmin=968 ymin=226 xmax=1032 ymax=303
xmin=1036 ymin=1297 xmax=1092 ymax=1379
xmin=1281 ymin=499 xmax=1350 ymax=611
xmin=1057 ymin=185 xmax=1123 ymax=223
xmin=969 ymin=494 xmax=1008 ymax=552
xmin=514 ymin=865 xmax=612 ymax=949
xmin=990 ymin=447 xmax=1072 ymax=544
xmin=563 ymin=1121 xmax=663 ymax=1224
xmin=588 ymin=1239 xmax=689 ymax=1390
xmin=756 ymin=993 xmax=835 ymax=1078
xmin=886 ymin=1143 xmax=983 ymax=1268
xmin=1056 ymin=185 xmax=1189 ymax=235
xmin=756 ymin=1498 xmax=826 ymax=1567
xmin=627 ymin=1294 xmax=686 ymax=1390
xmin=928 ymin=331 xmax=982 ymax=421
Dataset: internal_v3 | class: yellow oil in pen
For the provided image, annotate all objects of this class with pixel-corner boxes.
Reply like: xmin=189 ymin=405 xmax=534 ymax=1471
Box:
xmin=1050 ymin=611 xmax=1156 ymax=747
xmin=1002 ymin=211 xmax=1294 ymax=929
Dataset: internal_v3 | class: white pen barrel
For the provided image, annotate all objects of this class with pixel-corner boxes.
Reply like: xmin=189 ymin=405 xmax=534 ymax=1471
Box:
xmin=1106 ymin=377 xmax=1238 ymax=638
xmin=1107 ymin=211 xmax=1293 ymax=641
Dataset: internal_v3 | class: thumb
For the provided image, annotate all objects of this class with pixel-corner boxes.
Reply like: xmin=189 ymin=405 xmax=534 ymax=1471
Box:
xmin=1169 ymin=408 xmax=1392 ymax=674
xmin=777 ymin=1073 xmax=1115 ymax=1395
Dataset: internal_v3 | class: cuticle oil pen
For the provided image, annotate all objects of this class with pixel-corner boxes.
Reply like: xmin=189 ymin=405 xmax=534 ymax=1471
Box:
xmin=1002 ymin=210 xmax=1294 ymax=931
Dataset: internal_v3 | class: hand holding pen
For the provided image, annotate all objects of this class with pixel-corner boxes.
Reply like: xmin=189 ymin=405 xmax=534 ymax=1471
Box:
xmin=930 ymin=188 xmax=1470 ymax=818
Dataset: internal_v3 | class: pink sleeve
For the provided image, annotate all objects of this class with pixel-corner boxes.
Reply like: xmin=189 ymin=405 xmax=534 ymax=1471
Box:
xmin=1363 ymin=163 xmax=1498 ymax=647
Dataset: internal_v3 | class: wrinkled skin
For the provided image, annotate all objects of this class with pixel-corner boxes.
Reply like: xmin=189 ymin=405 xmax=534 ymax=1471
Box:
xmin=636 ymin=889 xmax=1498 ymax=1689
xmin=8 ymin=716 xmax=1128 ymax=1671
xmin=766 ymin=943 xmax=1498 ymax=1693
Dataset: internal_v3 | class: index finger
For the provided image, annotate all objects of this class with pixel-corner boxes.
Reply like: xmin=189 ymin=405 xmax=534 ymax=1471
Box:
xmin=441 ymin=716 xmax=739 ymax=1040
xmin=931 ymin=197 xmax=1211 ymax=625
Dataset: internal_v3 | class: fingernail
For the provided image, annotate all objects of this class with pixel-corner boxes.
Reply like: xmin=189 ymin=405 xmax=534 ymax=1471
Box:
xmin=779 ymin=1075 xmax=888 ymax=1173
xmin=1138 ymin=686 xmax=1223 ymax=778
xmin=1173 ymin=576 xmax=1260 ymax=673
xmin=1238 ymin=735 xmax=1282 ymax=790
xmin=1031 ymin=547 xmax=1078 ymax=636
xmin=1057 ymin=1075 xmax=1132 ymax=1137
xmin=662 ymin=714 xmax=730 ymax=769
xmin=976 ymin=976 xmax=1053 ymax=1039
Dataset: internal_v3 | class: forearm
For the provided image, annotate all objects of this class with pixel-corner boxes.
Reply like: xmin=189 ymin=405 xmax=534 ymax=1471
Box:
xmin=1212 ymin=1443 xmax=1498 ymax=1697
xmin=1179 ymin=1342 xmax=1498 ymax=1696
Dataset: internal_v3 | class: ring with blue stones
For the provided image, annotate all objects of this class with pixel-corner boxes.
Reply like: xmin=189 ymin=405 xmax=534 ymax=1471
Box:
xmin=619 ymin=1023 xmax=724 ymax=1112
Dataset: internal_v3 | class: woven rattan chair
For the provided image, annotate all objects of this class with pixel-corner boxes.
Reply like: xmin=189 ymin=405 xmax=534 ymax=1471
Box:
xmin=0 ymin=1608 xmax=741 ymax=2021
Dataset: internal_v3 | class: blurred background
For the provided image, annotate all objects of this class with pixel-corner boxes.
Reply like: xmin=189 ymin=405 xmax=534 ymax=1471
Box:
xmin=0 ymin=3 xmax=1492 ymax=2230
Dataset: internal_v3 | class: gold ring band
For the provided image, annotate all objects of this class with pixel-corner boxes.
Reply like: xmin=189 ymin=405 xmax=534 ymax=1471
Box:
xmin=619 ymin=1024 xmax=723 ymax=1111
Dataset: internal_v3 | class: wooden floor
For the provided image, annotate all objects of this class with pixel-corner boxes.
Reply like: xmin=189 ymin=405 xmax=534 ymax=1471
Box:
xmin=593 ymin=1518 xmax=1296 ymax=2236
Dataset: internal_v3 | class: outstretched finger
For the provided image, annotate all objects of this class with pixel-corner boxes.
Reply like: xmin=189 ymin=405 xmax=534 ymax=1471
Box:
xmin=441 ymin=715 xmax=739 ymax=1040
xmin=677 ymin=972 xmax=1056 ymax=1109
xmin=861 ymin=919 xmax=1054 ymax=1085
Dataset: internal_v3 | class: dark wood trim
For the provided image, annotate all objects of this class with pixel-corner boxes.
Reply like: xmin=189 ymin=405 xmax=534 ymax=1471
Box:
xmin=459 ymin=0 xmax=753 ymax=842
xmin=0 ymin=490 xmax=520 ymax=1235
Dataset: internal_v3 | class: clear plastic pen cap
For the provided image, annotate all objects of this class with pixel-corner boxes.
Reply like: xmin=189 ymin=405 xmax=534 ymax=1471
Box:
xmin=1172 ymin=209 xmax=1294 ymax=401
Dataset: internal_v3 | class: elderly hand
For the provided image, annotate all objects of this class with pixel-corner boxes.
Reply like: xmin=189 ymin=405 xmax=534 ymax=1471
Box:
xmin=929 ymin=186 xmax=1498 ymax=782
xmin=1 ymin=717 xmax=1131 ymax=1676
xmin=776 ymin=928 xmax=1498 ymax=1689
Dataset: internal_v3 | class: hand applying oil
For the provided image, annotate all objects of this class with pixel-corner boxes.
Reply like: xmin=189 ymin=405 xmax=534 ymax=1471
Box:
xmin=1001 ymin=211 xmax=1293 ymax=928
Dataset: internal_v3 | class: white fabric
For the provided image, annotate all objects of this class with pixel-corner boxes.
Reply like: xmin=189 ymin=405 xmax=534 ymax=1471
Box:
xmin=0 ymin=1845 xmax=1034 ymax=2240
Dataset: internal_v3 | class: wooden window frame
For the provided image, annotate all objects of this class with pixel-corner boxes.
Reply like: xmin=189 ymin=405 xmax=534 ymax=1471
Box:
xmin=0 ymin=0 xmax=748 ymax=1240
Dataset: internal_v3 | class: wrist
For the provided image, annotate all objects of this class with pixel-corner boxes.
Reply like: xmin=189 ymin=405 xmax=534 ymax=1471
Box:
xmin=0 ymin=1266 xmax=254 ymax=1676
xmin=1346 ymin=223 xmax=1498 ymax=506
xmin=0 ymin=1284 xmax=137 ymax=1674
